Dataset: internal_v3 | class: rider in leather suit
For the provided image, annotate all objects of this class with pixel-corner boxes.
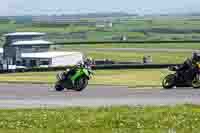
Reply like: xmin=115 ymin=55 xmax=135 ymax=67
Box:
xmin=178 ymin=52 xmax=199 ymax=71
xmin=64 ymin=57 xmax=93 ymax=84
xmin=176 ymin=52 xmax=199 ymax=80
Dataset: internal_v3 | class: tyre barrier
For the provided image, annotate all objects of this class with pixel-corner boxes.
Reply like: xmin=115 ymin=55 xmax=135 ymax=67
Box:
xmin=91 ymin=64 xmax=179 ymax=70
xmin=0 ymin=64 xmax=179 ymax=74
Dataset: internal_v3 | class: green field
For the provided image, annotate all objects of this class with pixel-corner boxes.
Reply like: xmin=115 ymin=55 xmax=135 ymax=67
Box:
xmin=52 ymin=49 xmax=190 ymax=64
xmin=2 ymin=18 xmax=200 ymax=43
xmin=86 ymin=51 xmax=190 ymax=64
xmin=61 ymin=42 xmax=200 ymax=50
xmin=0 ymin=69 xmax=170 ymax=87
xmin=0 ymin=105 xmax=199 ymax=133
xmin=16 ymin=25 xmax=96 ymax=33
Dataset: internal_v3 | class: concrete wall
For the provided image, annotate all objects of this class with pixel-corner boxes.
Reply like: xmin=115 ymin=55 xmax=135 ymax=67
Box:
xmin=51 ymin=53 xmax=83 ymax=67
xmin=22 ymin=53 xmax=83 ymax=67
xmin=21 ymin=58 xmax=51 ymax=67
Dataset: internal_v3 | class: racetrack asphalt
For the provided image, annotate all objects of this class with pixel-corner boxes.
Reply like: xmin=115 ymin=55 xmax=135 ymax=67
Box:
xmin=0 ymin=84 xmax=199 ymax=108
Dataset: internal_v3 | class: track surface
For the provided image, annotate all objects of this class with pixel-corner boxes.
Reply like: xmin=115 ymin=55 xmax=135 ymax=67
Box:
xmin=0 ymin=84 xmax=199 ymax=108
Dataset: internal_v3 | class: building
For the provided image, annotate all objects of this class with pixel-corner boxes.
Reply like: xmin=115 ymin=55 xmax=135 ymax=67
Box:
xmin=0 ymin=48 xmax=3 ymax=65
xmin=12 ymin=40 xmax=53 ymax=66
xmin=96 ymin=21 xmax=113 ymax=28
xmin=3 ymin=32 xmax=48 ymax=66
xmin=21 ymin=52 xmax=84 ymax=67
xmin=2 ymin=32 xmax=84 ymax=69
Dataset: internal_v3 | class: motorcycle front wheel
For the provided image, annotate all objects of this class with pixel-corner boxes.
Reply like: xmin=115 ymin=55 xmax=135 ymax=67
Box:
xmin=162 ymin=74 xmax=176 ymax=89
xmin=74 ymin=77 xmax=89 ymax=91
xmin=192 ymin=74 xmax=200 ymax=89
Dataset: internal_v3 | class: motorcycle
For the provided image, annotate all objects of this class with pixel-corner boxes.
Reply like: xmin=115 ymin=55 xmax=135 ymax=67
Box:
xmin=162 ymin=62 xmax=200 ymax=89
xmin=54 ymin=63 xmax=94 ymax=91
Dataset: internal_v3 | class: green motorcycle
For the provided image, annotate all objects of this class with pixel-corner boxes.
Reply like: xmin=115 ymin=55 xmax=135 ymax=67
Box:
xmin=55 ymin=63 xmax=94 ymax=91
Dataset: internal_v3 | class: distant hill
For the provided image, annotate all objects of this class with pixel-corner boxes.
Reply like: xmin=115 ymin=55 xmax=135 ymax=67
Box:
xmin=49 ymin=12 xmax=138 ymax=18
xmin=31 ymin=12 xmax=138 ymax=20
xmin=0 ymin=16 xmax=32 ymax=24
xmin=0 ymin=12 xmax=138 ymax=23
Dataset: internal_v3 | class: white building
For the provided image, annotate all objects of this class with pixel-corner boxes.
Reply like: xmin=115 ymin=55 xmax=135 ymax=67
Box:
xmin=21 ymin=51 xmax=84 ymax=67
xmin=12 ymin=40 xmax=84 ymax=67
xmin=2 ymin=32 xmax=84 ymax=69
xmin=0 ymin=48 xmax=3 ymax=64
xmin=96 ymin=22 xmax=113 ymax=28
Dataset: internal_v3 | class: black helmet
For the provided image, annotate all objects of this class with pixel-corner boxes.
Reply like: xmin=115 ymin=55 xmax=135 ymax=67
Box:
xmin=192 ymin=51 xmax=199 ymax=62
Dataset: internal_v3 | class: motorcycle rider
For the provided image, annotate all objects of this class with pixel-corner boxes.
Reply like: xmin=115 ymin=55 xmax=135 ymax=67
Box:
xmin=63 ymin=57 xmax=93 ymax=85
xmin=177 ymin=52 xmax=199 ymax=71
xmin=84 ymin=57 xmax=93 ymax=67
xmin=175 ymin=51 xmax=200 ymax=81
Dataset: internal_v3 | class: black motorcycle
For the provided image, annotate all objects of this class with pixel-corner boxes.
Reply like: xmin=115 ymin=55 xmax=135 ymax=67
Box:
xmin=162 ymin=63 xmax=200 ymax=89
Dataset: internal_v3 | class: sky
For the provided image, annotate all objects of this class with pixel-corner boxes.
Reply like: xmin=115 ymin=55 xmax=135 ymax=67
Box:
xmin=1 ymin=0 xmax=200 ymax=16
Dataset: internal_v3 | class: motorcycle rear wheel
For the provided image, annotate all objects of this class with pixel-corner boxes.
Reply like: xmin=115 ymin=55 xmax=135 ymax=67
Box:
xmin=162 ymin=74 xmax=176 ymax=89
xmin=55 ymin=81 xmax=65 ymax=91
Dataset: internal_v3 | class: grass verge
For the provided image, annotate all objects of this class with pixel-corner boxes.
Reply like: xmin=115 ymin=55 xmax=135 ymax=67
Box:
xmin=85 ymin=51 xmax=190 ymax=64
xmin=62 ymin=43 xmax=200 ymax=50
xmin=0 ymin=69 xmax=170 ymax=87
xmin=52 ymin=49 xmax=191 ymax=64
xmin=0 ymin=105 xmax=199 ymax=133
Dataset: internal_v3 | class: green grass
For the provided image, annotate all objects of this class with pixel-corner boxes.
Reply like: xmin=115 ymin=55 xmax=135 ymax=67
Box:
xmin=85 ymin=51 xmax=189 ymax=64
xmin=2 ymin=18 xmax=200 ymax=42
xmin=16 ymin=25 xmax=96 ymax=33
xmin=53 ymin=49 xmax=190 ymax=64
xmin=0 ymin=105 xmax=199 ymax=132
xmin=0 ymin=69 xmax=171 ymax=87
xmin=62 ymin=42 xmax=200 ymax=50
xmin=55 ymin=46 xmax=193 ymax=64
